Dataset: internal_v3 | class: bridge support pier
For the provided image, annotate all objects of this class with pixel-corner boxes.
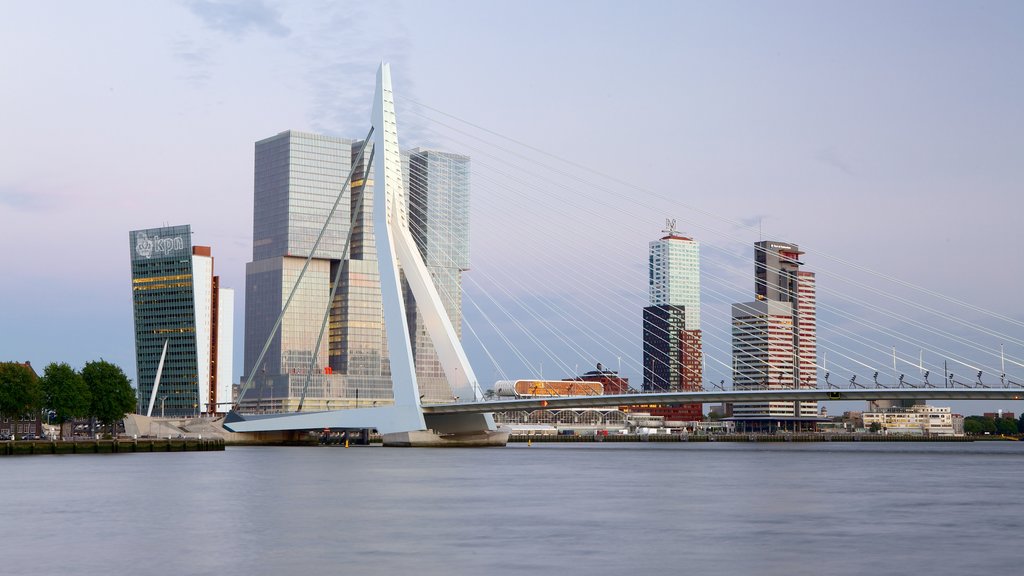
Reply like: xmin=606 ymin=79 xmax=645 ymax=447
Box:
xmin=382 ymin=429 xmax=509 ymax=447
xmin=383 ymin=412 xmax=508 ymax=446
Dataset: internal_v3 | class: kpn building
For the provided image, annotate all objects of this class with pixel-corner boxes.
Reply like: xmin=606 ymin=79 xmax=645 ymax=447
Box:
xmin=129 ymin=225 xmax=234 ymax=417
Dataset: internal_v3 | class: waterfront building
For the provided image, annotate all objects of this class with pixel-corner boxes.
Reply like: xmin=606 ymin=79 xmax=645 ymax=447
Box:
xmin=642 ymin=222 xmax=702 ymax=420
xmin=729 ymin=241 xmax=818 ymax=432
xmin=862 ymin=405 xmax=957 ymax=436
xmin=242 ymin=131 xmax=470 ymax=411
xmin=130 ymin=226 xmax=234 ymax=416
xmin=563 ymin=362 xmax=630 ymax=395
xmin=403 ymin=148 xmax=471 ymax=403
xmin=983 ymin=411 xmax=1016 ymax=421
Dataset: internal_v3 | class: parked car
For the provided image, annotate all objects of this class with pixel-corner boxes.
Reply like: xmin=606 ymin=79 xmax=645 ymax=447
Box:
xmin=20 ymin=433 xmax=38 ymax=440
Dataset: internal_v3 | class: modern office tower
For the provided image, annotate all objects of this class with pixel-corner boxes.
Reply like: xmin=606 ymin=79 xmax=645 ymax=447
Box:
xmin=403 ymin=148 xmax=470 ymax=403
xmin=243 ymin=132 xmax=470 ymax=411
xmin=730 ymin=241 xmax=818 ymax=431
xmin=130 ymin=226 xmax=234 ymax=417
xmin=642 ymin=222 xmax=702 ymax=421
xmin=643 ymin=223 xmax=702 ymax=391
xmin=244 ymin=131 xmax=363 ymax=410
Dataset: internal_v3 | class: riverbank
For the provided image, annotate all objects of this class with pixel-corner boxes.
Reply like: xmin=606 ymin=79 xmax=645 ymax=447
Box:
xmin=508 ymin=433 xmax=985 ymax=443
xmin=1 ymin=437 xmax=225 ymax=455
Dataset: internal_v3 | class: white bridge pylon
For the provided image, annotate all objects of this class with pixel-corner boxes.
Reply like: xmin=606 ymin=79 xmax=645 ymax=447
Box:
xmin=225 ymin=63 xmax=495 ymax=437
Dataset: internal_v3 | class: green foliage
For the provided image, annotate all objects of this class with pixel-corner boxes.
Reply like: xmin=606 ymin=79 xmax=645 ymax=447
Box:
xmin=995 ymin=417 xmax=1018 ymax=436
xmin=40 ymin=363 xmax=91 ymax=438
xmin=964 ymin=416 xmax=997 ymax=435
xmin=868 ymin=422 xmax=882 ymax=433
xmin=0 ymin=363 xmax=42 ymax=437
xmin=81 ymin=360 xmax=136 ymax=429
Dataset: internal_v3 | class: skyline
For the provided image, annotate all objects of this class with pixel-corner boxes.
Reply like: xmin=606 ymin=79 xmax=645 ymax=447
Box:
xmin=2 ymin=1 xmax=1022 ymax=413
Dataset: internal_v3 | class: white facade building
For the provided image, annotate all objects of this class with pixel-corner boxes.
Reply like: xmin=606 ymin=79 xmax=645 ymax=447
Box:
xmin=192 ymin=247 xmax=234 ymax=414
xmin=863 ymin=405 xmax=957 ymax=436
xmin=648 ymin=232 xmax=700 ymax=330
xmin=216 ymin=287 xmax=234 ymax=413
xmin=192 ymin=252 xmax=213 ymax=413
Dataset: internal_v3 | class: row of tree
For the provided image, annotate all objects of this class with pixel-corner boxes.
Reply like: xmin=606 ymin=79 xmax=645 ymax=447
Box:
xmin=963 ymin=414 xmax=1022 ymax=436
xmin=0 ymin=360 xmax=136 ymax=440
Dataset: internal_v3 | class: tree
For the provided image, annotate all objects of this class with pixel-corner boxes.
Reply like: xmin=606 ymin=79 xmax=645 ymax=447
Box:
xmin=0 ymin=363 xmax=41 ymax=440
xmin=40 ymin=363 xmax=91 ymax=440
xmin=963 ymin=419 xmax=982 ymax=435
xmin=964 ymin=415 xmax=997 ymax=435
xmin=81 ymin=360 xmax=136 ymax=436
xmin=995 ymin=417 xmax=1018 ymax=436
xmin=868 ymin=422 xmax=882 ymax=433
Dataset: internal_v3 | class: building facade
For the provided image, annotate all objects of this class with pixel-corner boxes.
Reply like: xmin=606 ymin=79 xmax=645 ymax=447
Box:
xmin=242 ymin=131 xmax=470 ymax=411
xmin=564 ymin=362 xmax=630 ymax=395
xmin=863 ymin=405 xmax=956 ymax=436
xmin=130 ymin=226 xmax=233 ymax=416
xmin=730 ymin=241 xmax=818 ymax=431
xmin=642 ymin=224 xmax=702 ymax=420
xmin=403 ymin=148 xmax=471 ymax=403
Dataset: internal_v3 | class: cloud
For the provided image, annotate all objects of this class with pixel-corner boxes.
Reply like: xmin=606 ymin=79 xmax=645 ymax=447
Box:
xmin=815 ymin=147 xmax=857 ymax=177
xmin=171 ymin=37 xmax=213 ymax=84
xmin=0 ymin=185 xmax=59 ymax=212
xmin=737 ymin=214 xmax=765 ymax=231
xmin=183 ymin=0 xmax=290 ymax=38
xmin=292 ymin=5 xmax=416 ymax=138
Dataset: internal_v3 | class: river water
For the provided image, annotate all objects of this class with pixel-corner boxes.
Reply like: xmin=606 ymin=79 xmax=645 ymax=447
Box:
xmin=3 ymin=442 xmax=1022 ymax=575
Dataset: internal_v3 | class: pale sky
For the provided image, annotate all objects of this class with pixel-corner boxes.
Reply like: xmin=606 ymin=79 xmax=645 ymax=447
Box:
xmin=1 ymin=1 xmax=1022 ymax=414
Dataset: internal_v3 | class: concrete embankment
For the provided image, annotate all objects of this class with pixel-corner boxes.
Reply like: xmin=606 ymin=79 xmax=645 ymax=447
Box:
xmin=124 ymin=414 xmax=314 ymax=446
xmin=510 ymin=433 xmax=975 ymax=443
xmin=1 ymin=438 xmax=225 ymax=456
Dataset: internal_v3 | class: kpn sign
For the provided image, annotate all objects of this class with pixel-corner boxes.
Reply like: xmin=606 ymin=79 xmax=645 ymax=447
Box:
xmin=130 ymin=225 xmax=191 ymax=261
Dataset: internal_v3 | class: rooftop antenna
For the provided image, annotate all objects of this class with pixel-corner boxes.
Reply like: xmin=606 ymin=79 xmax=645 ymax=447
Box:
xmin=663 ymin=218 xmax=677 ymax=236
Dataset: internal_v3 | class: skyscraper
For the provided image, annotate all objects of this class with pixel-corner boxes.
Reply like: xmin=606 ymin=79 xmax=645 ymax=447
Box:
xmin=244 ymin=131 xmax=369 ymax=410
xmin=730 ymin=241 xmax=818 ymax=431
xmin=130 ymin=226 xmax=233 ymax=417
xmin=404 ymin=148 xmax=470 ymax=403
xmin=642 ymin=221 xmax=702 ymax=421
xmin=242 ymin=131 xmax=470 ymax=411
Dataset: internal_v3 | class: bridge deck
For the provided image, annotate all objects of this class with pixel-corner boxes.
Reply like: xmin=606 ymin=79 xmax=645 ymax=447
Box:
xmin=423 ymin=388 xmax=1024 ymax=414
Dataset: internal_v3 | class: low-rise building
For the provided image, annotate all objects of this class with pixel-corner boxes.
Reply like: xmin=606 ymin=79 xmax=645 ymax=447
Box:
xmin=863 ymin=405 xmax=957 ymax=436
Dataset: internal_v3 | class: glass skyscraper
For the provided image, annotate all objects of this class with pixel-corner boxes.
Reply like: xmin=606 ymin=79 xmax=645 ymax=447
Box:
xmin=130 ymin=225 xmax=233 ymax=417
xmin=643 ymin=228 xmax=703 ymax=397
xmin=404 ymin=148 xmax=471 ymax=403
xmin=243 ymin=132 xmax=470 ymax=411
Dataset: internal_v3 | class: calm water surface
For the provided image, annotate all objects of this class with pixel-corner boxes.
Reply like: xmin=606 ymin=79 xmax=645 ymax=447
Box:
xmin=3 ymin=442 xmax=1022 ymax=575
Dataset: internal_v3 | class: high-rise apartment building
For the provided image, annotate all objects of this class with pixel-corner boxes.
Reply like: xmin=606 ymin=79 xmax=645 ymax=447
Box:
xmin=643 ymin=224 xmax=702 ymax=390
xmin=642 ymin=222 xmax=702 ymax=421
xmin=730 ymin=241 xmax=817 ymax=431
xmin=130 ymin=225 xmax=233 ymax=416
xmin=242 ymin=131 xmax=470 ymax=411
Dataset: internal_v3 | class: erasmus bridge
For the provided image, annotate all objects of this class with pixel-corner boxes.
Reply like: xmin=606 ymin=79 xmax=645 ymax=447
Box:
xmin=224 ymin=63 xmax=1024 ymax=446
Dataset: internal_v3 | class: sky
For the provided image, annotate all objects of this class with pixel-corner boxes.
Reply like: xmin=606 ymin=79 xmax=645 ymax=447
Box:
xmin=1 ymin=0 xmax=1022 ymax=415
